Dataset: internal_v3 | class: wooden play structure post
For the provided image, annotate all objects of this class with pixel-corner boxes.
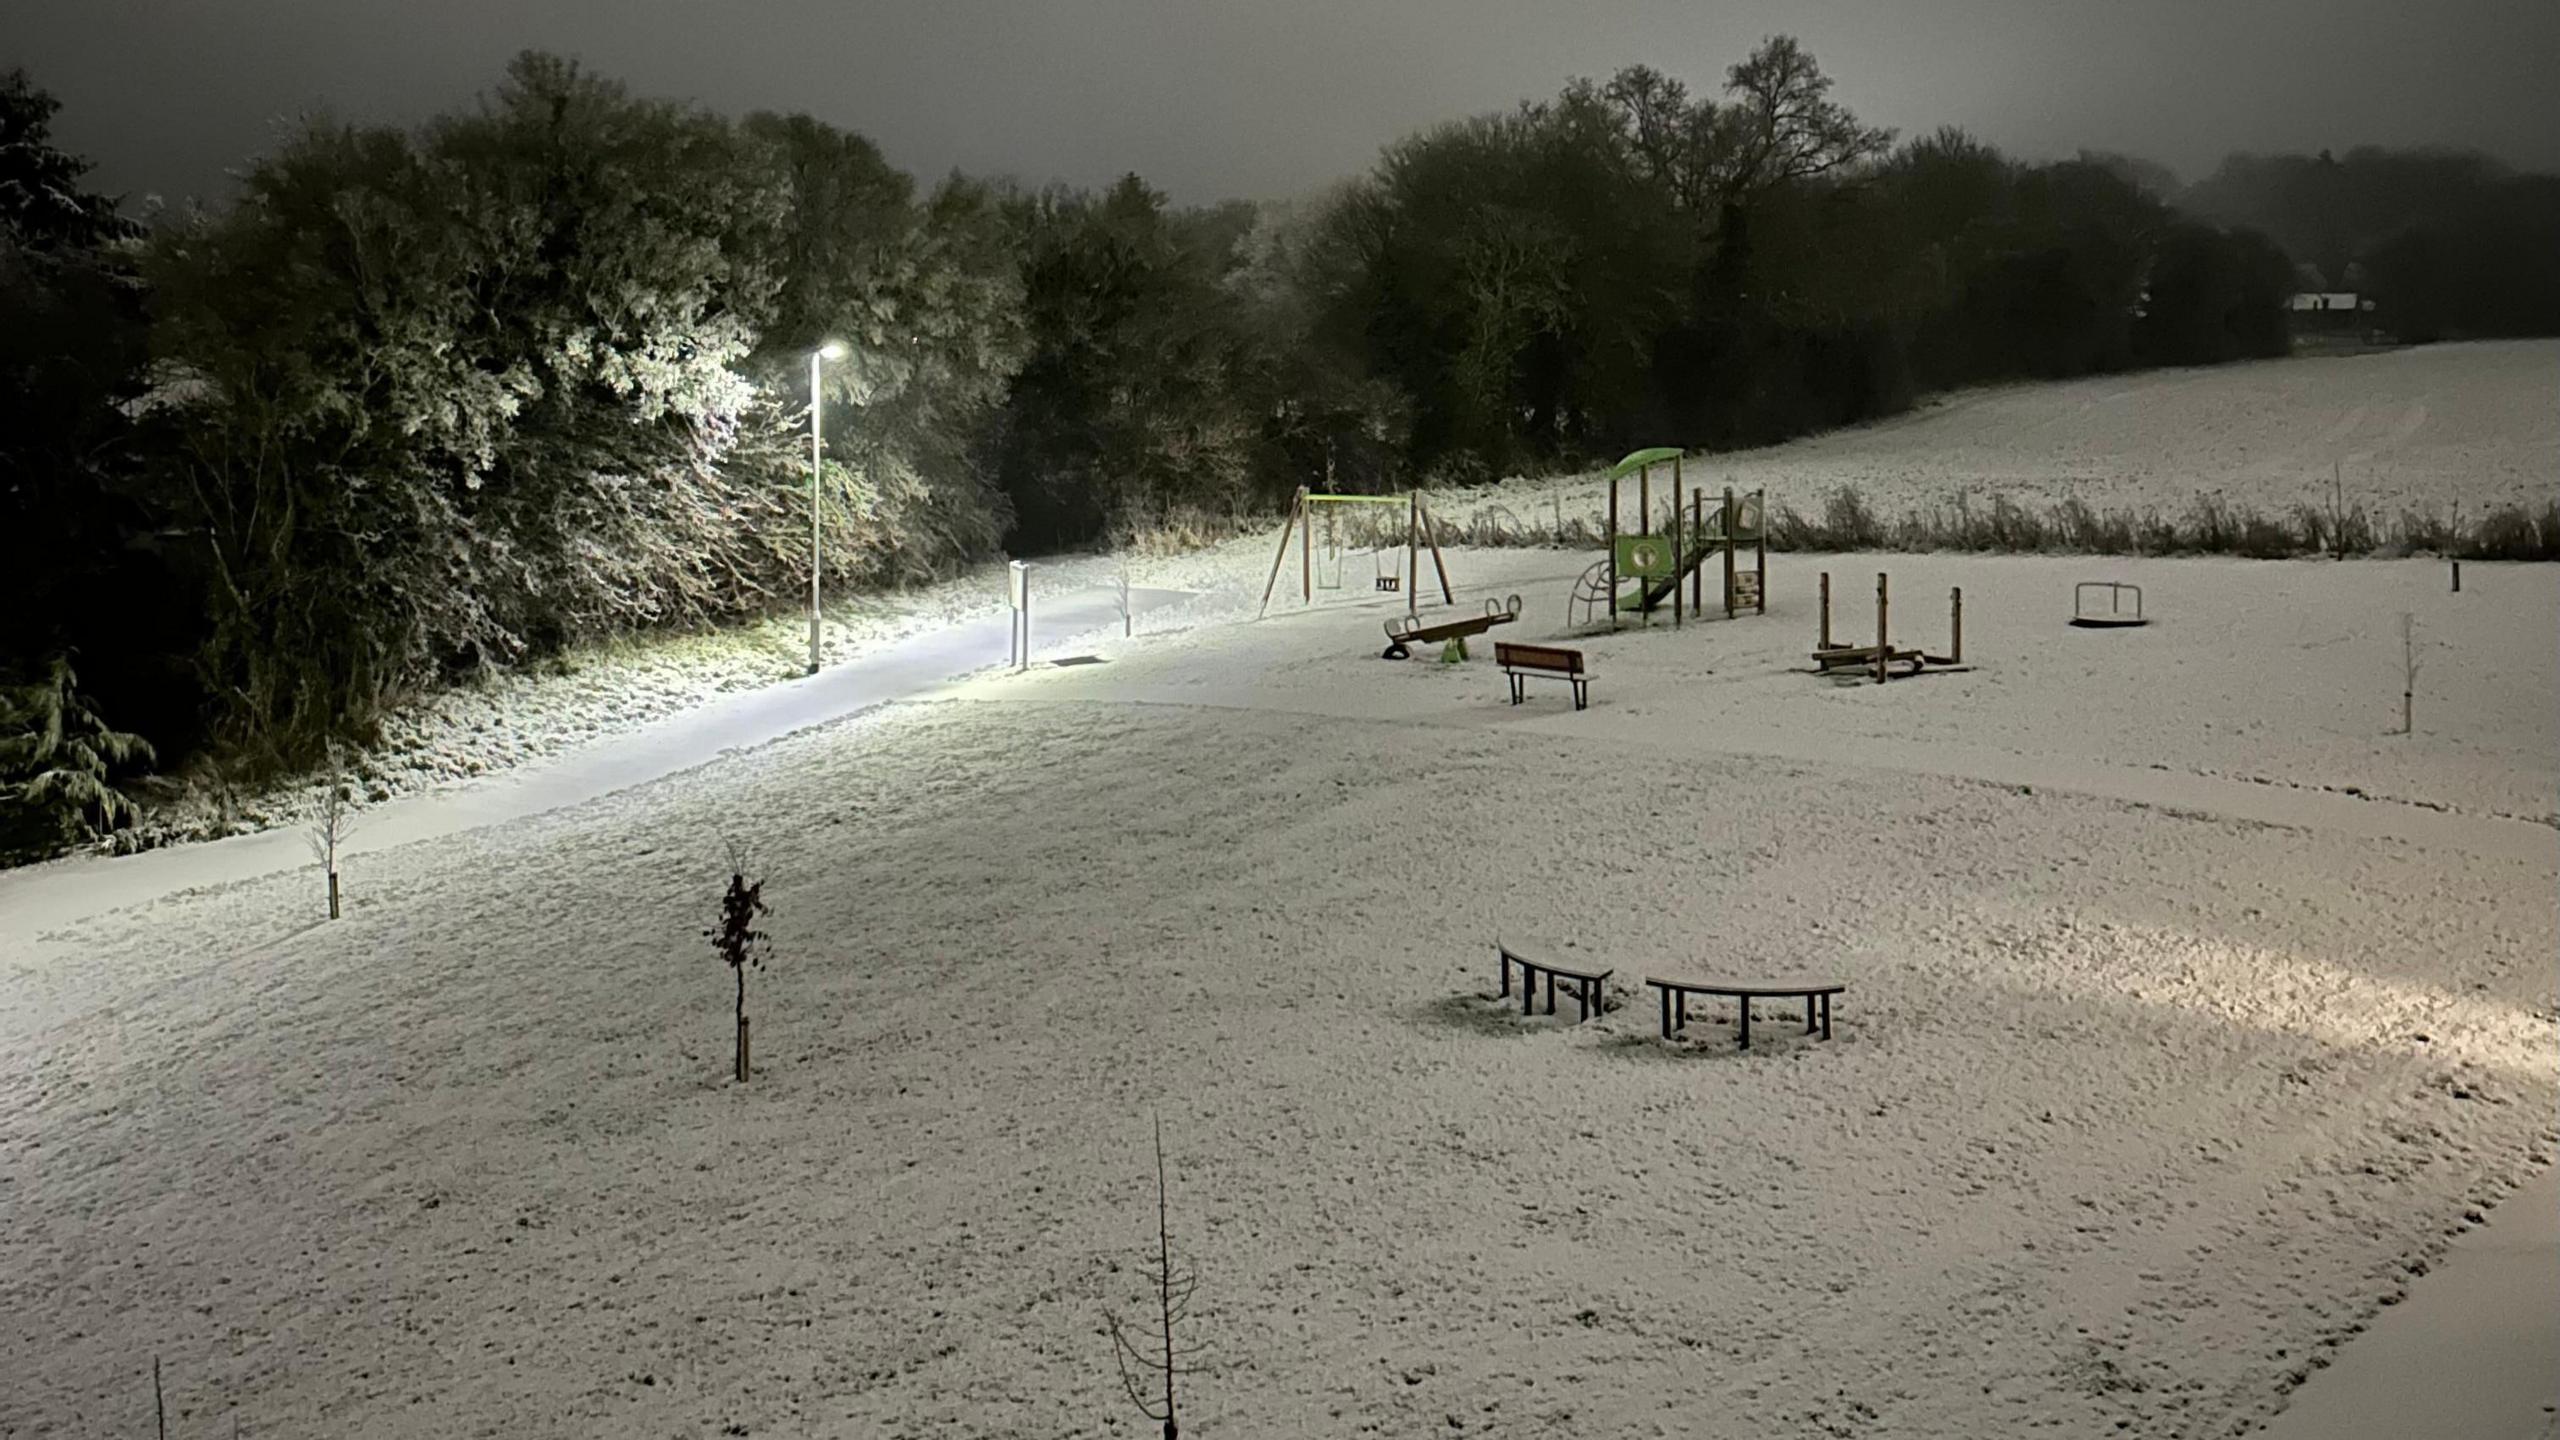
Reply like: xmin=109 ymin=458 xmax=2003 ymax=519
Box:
xmin=1597 ymin=479 xmax=1617 ymax=625
xmin=1874 ymin=573 xmax=1890 ymax=684
xmin=1949 ymin=586 xmax=1963 ymax=664
xmin=1755 ymin=514 xmax=1768 ymax=615
xmin=1724 ymin=489 xmax=1740 ymax=620
xmin=1671 ymin=456 xmax=1685 ymax=628
xmin=1819 ymin=571 xmax=1832 ymax=649
xmin=1691 ymin=488 xmax=1705 ymax=612
xmin=1406 ymin=493 xmax=1419 ymax=603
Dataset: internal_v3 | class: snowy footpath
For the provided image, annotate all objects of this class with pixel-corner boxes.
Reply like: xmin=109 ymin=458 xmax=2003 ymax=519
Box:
xmin=2 ymin=548 xmax=2553 ymax=1440
xmin=0 ymin=583 xmax=1191 ymax=956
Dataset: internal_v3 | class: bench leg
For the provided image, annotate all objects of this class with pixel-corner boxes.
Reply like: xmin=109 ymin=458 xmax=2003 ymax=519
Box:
xmin=1806 ymin=994 xmax=1816 ymax=1031
xmin=1522 ymin=970 xmax=1535 ymax=1016
xmin=1658 ymin=987 xmax=1672 ymax=1039
xmin=1821 ymin=992 xmax=1832 ymax=1041
xmin=1498 ymin=951 xmax=1510 ymax=998
xmin=1739 ymin=998 xmax=1751 ymax=1050
xmin=1508 ymin=673 xmax=1524 ymax=705
xmin=1572 ymin=679 xmax=1588 ymax=710
xmin=1674 ymin=989 xmax=1686 ymax=1031
xmin=1543 ymin=971 xmax=1556 ymax=1016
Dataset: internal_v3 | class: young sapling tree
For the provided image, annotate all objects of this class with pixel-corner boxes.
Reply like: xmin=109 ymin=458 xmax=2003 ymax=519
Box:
xmin=304 ymin=743 xmax=355 ymax=919
xmin=2399 ymin=612 xmax=2422 ymax=735
xmin=704 ymin=837 xmax=771 ymax=1082
xmin=1108 ymin=1112 xmax=1204 ymax=1439
xmin=1114 ymin=565 xmax=1133 ymax=638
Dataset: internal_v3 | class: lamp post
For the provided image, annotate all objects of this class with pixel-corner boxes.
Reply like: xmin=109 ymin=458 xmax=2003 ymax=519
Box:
xmin=808 ymin=340 xmax=848 ymax=675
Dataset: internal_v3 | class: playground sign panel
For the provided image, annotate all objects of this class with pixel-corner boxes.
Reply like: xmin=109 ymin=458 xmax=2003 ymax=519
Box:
xmin=1615 ymin=534 xmax=1675 ymax=580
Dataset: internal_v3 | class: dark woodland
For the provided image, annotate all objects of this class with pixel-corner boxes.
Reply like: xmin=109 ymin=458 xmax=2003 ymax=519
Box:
xmin=4 ymin=43 xmax=2555 ymax=850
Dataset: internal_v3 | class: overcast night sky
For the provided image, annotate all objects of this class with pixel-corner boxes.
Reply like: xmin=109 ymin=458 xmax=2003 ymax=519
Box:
xmin=11 ymin=0 xmax=2560 ymax=209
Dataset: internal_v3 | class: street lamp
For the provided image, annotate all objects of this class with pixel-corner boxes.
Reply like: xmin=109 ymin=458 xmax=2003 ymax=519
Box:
xmin=808 ymin=340 xmax=848 ymax=675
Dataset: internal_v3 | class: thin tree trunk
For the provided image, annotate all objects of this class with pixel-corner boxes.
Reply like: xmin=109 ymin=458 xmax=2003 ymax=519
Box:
xmin=1153 ymin=1114 xmax=1179 ymax=1440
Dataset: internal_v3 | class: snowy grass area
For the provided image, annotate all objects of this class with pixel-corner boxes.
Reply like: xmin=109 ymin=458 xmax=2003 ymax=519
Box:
xmin=1443 ymin=340 xmax=2559 ymax=534
xmin=122 ymin=542 xmax=1250 ymax=853
xmin=5 ymin=547 xmax=2553 ymax=1438
xmin=102 ymin=340 xmax=2556 ymax=863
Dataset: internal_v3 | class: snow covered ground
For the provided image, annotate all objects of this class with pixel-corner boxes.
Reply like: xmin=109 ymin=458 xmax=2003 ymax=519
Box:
xmin=125 ymin=543 xmax=1254 ymax=852
xmin=5 ymin=539 xmax=2552 ymax=1438
xmin=1448 ymin=339 xmax=2560 ymax=531
xmin=118 ymin=340 xmax=2558 ymax=859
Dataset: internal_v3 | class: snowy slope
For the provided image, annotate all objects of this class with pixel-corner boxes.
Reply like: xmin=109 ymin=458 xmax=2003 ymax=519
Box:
xmin=1448 ymin=339 xmax=2560 ymax=530
xmin=4 ymin=548 xmax=2552 ymax=1439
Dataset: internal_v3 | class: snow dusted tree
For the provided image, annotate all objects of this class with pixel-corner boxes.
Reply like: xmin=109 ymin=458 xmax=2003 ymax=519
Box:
xmin=1108 ymin=1112 xmax=1205 ymax=1439
xmin=303 ymin=742 xmax=356 ymax=918
xmin=705 ymin=837 xmax=771 ymax=1082
xmin=0 ymin=656 xmax=155 ymax=857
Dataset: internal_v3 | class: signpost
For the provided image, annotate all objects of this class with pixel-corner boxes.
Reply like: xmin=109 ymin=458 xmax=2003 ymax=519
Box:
xmin=1008 ymin=561 xmax=1033 ymax=671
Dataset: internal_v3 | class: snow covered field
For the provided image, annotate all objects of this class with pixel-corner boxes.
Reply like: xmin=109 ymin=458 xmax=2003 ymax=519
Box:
xmin=5 ymin=541 xmax=2553 ymax=1438
xmin=1451 ymin=339 xmax=2560 ymax=531
xmin=122 ymin=341 xmax=2558 ymax=858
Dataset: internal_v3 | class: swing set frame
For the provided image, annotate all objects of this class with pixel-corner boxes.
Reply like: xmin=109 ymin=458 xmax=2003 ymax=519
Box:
xmin=1258 ymin=487 xmax=1456 ymax=619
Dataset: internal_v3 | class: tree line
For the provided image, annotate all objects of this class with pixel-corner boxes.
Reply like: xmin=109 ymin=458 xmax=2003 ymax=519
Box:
xmin=2179 ymin=146 xmax=2560 ymax=340
xmin=3 ymin=42 xmax=2551 ymax=850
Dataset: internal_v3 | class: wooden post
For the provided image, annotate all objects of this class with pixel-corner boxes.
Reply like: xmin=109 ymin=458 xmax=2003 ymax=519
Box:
xmin=1723 ymin=487 xmax=1738 ymax=619
xmin=1258 ymin=489 xmax=1304 ymax=618
xmin=1875 ymin=572 xmax=1889 ymax=684
xmin=1607 ymin=477 xmax=1620 ymax=629
xmin=2451 ymin=559 xmax=2462 ymax=593
xmin=1754 ymin=490 xmax=1768 ymax=615
xmin=1302 ymin=495 xmax=1313 ymax=603
xmin=1819 ymin=571 xmax=1832 ymax=649
xmin=1949 ymin=586 xmax=1963 ymax=665
xmin=1658 ymin=466 xmax=1679 ymax=622
xmin=1671 ymin=458 xmax=1684 ymax=628
xmin=1691 ymin=487 xmax=1705 ymax=611
xmin=1417 ymin=494 xmax=1456 ymax=606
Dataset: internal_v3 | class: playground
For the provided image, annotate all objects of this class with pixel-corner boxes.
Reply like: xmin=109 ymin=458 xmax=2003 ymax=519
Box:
xmin=7 ymin=533 xmax=2552 ymax=1439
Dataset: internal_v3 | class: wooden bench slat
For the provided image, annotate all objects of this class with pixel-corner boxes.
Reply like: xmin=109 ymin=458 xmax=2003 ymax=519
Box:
xmin=1494 ymin=642 xmax=1584 ymax=674
xmin=1643 ymin=976 xmax=1844 ymax=1049
xmin=1644 ymin=978 xmax=1846 ymax=997
xmin=1497 ymin=944 xmax=1611 ymax=984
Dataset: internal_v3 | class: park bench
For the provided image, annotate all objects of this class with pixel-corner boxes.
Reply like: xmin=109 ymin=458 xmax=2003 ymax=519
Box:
xmin=1497 ymin=941 xmax=1612 ymax=1023
xmin=1382 ymin=596 xmax=1522 ymax=660
xmin=1644 ymin=976 xmax=1843 ymax=1049
xmin=1494 ymin=642 xmax=1592 ymax=709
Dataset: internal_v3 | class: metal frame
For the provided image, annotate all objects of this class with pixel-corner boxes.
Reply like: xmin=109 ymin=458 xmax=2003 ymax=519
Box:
xmin=2070 ymin=581 xmax=2147 ymax=628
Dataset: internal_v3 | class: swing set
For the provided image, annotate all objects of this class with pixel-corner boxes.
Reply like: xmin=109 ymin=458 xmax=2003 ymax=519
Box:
xmin=1258 ymin=487 xmax=1457 ymax=619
